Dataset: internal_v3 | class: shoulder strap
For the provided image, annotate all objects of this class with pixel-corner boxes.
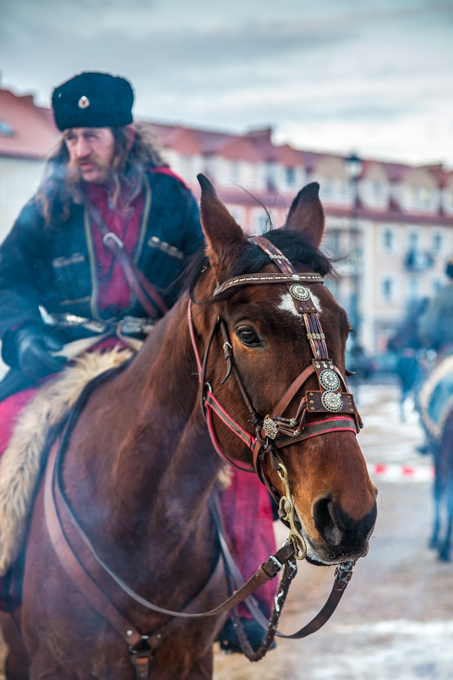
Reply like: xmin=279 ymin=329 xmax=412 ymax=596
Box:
xmin=85 ymin=198 xmax=167 ymax=320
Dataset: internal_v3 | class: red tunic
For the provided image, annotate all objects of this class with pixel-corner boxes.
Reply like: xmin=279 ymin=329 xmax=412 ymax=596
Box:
xmin=84 ymin=182 xmax=144 ymax=314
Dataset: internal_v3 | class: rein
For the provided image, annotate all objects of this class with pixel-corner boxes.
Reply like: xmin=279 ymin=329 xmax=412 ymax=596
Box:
xmin=43 ymin=235 xmax=362 ymax=676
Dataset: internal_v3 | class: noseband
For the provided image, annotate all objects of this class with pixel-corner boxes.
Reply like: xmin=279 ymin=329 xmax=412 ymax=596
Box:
xmin=189 ymin=235 xmax=362 ymax=556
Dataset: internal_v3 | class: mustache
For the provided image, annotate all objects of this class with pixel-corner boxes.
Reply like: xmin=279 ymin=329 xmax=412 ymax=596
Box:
xmin=69 ymin=156 xmax=98 ymax=168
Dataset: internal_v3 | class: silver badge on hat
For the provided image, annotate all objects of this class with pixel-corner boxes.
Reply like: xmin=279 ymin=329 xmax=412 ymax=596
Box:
xmin=78 ymin=96 xmax=90 ymax=109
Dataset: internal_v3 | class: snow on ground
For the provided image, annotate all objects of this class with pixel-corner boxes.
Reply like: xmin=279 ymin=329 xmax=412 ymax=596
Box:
xmin=354 ymin=382 xmax=428 ymax=469
xmin=311 ymin=620 xmax=453 ymax=680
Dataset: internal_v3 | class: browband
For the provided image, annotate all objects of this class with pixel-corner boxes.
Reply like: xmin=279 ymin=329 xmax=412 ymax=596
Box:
xmin=213 ymin=272 xmax=323 ymax=298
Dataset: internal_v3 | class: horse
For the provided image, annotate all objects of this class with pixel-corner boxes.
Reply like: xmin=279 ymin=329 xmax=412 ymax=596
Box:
xmin=0 ymin=176 xmax=377 ymax=679
xmin=388 ymin=306 xmax=453 ymax=562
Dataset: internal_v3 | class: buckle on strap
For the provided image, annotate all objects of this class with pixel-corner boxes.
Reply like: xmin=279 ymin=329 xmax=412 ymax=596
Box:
xmin=130 ymin=651 xmax=152 ymax=680
xmin=130 ymin=636 xmax=153 ymax=680
xmin=103 ymin=232 xmax=124 ymax=250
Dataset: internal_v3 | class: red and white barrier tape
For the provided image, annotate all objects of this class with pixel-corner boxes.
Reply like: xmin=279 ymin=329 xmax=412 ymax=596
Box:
xmin=367 ymin=463 xmax=434 ymax=482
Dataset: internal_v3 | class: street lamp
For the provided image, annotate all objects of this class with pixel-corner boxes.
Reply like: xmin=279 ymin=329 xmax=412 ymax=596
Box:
xmin=345 ymin=152 xmax=362 ymax=184
xmin=345 ymin=152 xmax=363 ymax=346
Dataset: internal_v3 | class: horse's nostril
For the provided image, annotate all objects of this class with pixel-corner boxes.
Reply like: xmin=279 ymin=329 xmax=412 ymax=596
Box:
xmin=312 ymin=495 xmax=377 ymax=552
xmin=312 ymin=496 xmax=342 ymax=546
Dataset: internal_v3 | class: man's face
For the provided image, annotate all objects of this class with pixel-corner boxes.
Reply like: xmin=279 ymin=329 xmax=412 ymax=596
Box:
xmin=64 ymin=127 xmax=115 ymax=184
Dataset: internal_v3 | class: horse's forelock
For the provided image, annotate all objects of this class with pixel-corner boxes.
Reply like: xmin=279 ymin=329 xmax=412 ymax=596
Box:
xmin=185 ymin=228 xmax=333 ymax=304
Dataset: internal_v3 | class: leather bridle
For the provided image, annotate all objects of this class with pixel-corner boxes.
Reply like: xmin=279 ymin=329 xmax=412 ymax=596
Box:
xmin=189 ymin=235 xmax=362 ymax=536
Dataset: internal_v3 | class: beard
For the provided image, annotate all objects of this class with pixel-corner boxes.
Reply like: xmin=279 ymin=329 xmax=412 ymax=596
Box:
xmin=67 ymin=156 xmax=113 ymax=185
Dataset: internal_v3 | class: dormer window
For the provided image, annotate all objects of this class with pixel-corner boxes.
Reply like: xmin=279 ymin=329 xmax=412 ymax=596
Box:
xmin=412 ymin=186 xmax=431 ymax=209
xmin=373 ymin=182 xmax=384 ymax=200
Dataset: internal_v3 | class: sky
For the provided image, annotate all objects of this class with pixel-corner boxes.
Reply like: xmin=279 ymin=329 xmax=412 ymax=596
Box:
xmin=1 ymin=0 xmax=452 ymax=167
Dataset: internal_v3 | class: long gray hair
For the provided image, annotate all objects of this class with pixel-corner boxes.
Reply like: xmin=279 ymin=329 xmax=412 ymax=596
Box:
xmin=36 ymin=122 xmax=166 ymax=226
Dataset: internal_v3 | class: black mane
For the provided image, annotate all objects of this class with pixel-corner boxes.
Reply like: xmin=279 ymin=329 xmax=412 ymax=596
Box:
xmin=185 ymin=228 xmax=333 ymax=302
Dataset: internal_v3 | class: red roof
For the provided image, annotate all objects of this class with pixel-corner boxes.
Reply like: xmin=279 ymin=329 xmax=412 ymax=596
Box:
xmin=246 ymin=129 xmax=301 ymax=166
xmin=0 ymin=88 xmax=59 ymax=159
xmin=1 ymin=87 xmax=451 ymax=200
xmin=148 ymin=124 xmax=202 ymax=155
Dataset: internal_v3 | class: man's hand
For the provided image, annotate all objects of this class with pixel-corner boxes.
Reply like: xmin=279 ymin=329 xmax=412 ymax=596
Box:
xmin=14 ymin=324 xmax=67 ymax=381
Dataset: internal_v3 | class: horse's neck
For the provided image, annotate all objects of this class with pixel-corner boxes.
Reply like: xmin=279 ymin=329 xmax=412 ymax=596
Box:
xmin=65 ymin=296 xmax=221 ymax=565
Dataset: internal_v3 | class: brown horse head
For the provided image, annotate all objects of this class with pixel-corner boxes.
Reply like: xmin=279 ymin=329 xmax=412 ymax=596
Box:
xmin=192 ymin=174 xmax=377 ymax=566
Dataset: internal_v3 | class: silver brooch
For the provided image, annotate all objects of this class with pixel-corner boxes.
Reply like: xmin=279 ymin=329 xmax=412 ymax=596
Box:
xmin=78 ymin=95 xmax=90 ymax=109
xmin=319 ymin=369 xmax=340 ymax=392
xmin=290 ymin=284 xmax=310 ymax=301
xmin=263 ymin=417 xmax=279 ymax=439
xmin=321 ymin=392 xmax=343 ymax=412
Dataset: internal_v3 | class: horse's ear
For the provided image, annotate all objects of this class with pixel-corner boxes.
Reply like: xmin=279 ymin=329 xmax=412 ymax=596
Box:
xmin=284 ymin=182 xmax=325 ymax=249
xmin=197 ymin=174 xmax=248 ymax=275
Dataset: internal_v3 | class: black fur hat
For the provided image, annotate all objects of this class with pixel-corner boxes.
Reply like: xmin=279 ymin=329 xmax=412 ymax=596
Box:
xmin=52 ymin=72 xmax=134 ymax=131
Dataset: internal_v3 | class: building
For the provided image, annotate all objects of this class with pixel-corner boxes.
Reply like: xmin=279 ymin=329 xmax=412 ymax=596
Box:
xmin=1 ymin=86 xmax=452 ymax=356
xmin=152 ymin=123 xmax=453 ymax=355
xmin=0 ymin=88 xmax=60 ymax=244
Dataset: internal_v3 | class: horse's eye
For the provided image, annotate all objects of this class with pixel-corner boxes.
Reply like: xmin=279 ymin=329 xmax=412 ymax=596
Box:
xmin=237 ymin=327 xmax=261 ymax=347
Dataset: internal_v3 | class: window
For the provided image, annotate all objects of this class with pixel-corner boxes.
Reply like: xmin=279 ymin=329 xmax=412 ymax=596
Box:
xmin=321 ymin=179 xmax=333 ymax=199
xmin=412 ymin=186 xmax=431 ymax=209
xmin=255 ymin=213 xmax=270 ymax=234
xmin=0 ymin=120 xmax=14 ymax=136
xmin=323 ymin=231 xmax=340 ymax=257
xmin=373 ymin=182 xmax=384 ymax=201
xmin=285 ymin=167 xmax=296 ymax=186
xmin=409 ymin=232 xmax=419 ymax=249
xmin=433 ymin=279 xmax=443 ymax=293
xmin=432 ymin=233 xmax=442 ymax=253
xmin=326 ymin=279 xmax=340 ymax=300
xmin=408 ymin=278 xmax=419 ymax=299
xmin=382 ymin=278 xmax=393 ymax=301
xmin=228 ymin=207 xmax=244 ymax=225
xmin=383 ymin=229 xmax=393 ymax=251
xmin=339 ymin=181 xmax=348 ymax=198
xmin=445 ymin=189 xmax=453 ymax=210
xmin=180 ymin=155 xmax=194 ymax=176
xmin=243 ymin=162 xmax=257 ymax=184
xmin=230 ymin=161 xmax=241 ymax=182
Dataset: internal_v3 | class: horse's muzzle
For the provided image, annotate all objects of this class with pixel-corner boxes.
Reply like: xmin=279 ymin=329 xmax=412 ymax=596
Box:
xmin=307 ymin=495 xmax=377 ymax=564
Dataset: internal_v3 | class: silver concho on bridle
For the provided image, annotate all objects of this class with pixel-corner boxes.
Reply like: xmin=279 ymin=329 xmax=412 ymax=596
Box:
xmin=321 ymin=392 xmax=343 ymax=412
xmin=319 ymin=369 xmax=340 ymax=392
xmin=289 ymin=284 xmax=310 ymax=301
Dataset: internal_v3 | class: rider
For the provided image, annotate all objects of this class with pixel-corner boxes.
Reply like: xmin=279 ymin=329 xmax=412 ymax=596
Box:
xmin=0 ymin=72 xmax=276 ymax=652
xmin=418 ymin=257 xmax=453 ymax=355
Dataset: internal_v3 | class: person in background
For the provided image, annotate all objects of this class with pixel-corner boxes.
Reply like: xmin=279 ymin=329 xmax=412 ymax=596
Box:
xmin=0 ymin=71 xmax=276 ymax=654
xmin=418 ymin=257 xmax=453 ymax=356
xmin=395 ymin=347 xmax=420 ymax=420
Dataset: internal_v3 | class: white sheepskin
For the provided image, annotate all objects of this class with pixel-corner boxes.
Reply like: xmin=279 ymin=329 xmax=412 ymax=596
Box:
xmin=0 ymin=348 xmax=132 ymax=576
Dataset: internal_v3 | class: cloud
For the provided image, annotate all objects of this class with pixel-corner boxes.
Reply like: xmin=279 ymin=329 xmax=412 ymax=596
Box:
xmin=0 ymin=0 xmax=451 ymax=165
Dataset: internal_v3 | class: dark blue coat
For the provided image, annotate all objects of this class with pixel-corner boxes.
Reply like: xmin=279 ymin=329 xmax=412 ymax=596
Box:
xmin=0 ymin=171 xmax=204 ymax=396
